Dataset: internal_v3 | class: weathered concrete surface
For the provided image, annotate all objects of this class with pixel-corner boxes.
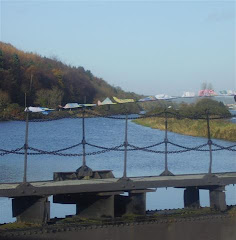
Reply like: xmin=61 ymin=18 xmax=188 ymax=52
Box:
xmin=184 ymin=187 xmax=200 ymax=208
xmin=125 ymin=192 xmax=146 ymax=215
xmin=12 ymin=196 xmax=50 ymax=224
xmin=53 ymin=170 xmax=115 ymax=181
xmin=1 ymin=172 xmax=236 ymax=198
xmin=1 ymin=215 xmax=236 ymax=240
xmin=76 ymin=195 xmax=114 ymax=218
xmin=209 ymin=186 xmax=227 ymax=211
xmin=0 ymin=172 xmax=234 ymax=224
xmin=115 ymin=191 xmax=147 ymax=216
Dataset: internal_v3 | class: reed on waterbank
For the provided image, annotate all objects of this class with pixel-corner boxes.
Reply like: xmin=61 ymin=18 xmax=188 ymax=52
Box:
xmin=133 ymin=117 xmax=236 ymax=142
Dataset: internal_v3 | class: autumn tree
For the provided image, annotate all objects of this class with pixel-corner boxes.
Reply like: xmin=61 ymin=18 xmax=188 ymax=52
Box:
xmin=0 ymin=90 xmax=11 ymax=109
xmin=35 ymin=87 xmax=64 ymax=108
xmin=0 ymin=41 xmax=142 ymax=110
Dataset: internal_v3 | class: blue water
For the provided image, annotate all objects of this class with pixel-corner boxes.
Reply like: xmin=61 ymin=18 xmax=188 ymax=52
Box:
xmin=0 ymin=116 xmax=235 ymax=223
xmin=230 ymin=110 xmax=236 ymax=123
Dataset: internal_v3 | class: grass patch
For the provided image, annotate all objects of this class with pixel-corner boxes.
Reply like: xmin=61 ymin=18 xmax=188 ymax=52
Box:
xmin=1 ymin=207 xmax=236 ymax=231
xmin=134 ymin=117 xmax=236 ymax=142
xmin=0 ymin=222 xmax=41 ymax=230
xmin=58 ymin=216 xmax=103 ymax=225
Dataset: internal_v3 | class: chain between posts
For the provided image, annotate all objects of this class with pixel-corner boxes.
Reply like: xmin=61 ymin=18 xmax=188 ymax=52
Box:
xmin=12 ymin=109 xmax=235 ymax=122
xmin=211 ymin=143 xmax=236 ymax=151
xmin=0 ymin=146 xmax=24 ymax=156
xmin=1 ymin=141 xmax=235 ymax=156
xmin=83 ymin=110 xmax=234 ymax=120
xmin=4 ymin=141 xmax=233 ymax=156
xmin=27 ymin=143 xmax=124 ymax=156
xmin=1 ymin=109 xmax=235 ymax=180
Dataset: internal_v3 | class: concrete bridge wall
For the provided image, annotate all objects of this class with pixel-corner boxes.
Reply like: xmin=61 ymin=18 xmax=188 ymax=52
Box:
xmin=1 ymin=215 xmax=236 ymax=240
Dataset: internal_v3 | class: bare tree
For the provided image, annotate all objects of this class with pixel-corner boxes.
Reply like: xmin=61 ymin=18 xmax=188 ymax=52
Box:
xmin=35 ymin=87 xmax=63 ymax=108
xmin=201 ymin=82 xmax=207 ymax=90
xmin=201 ymin=82 xmax=213 ymax=90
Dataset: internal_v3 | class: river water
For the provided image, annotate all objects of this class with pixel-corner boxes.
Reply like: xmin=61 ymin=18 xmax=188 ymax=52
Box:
xmin=0 ymin=115 xmax=235 ymax=223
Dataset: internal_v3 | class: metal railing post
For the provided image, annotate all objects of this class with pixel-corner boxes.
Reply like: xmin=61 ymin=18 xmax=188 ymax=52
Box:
xmin=164 ymin=111 xmax=168 ymax=172
xmin=206 ymin=110 xmax=213 ymax=174
xmin=82 ymin=109 xmax=86 ymax=167
xmin=76 ymin=106 xmax=93 ymax=177
xmin=23 ymin=109 xmax=29 ymax=183
xmin=160 ymin=110 xmax=174 ymax=176
xmin=123 ymin=114 xmax=128 ymax=178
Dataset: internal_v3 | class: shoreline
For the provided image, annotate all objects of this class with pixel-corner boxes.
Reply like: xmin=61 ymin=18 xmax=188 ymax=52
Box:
xmin=133 ymin=117 xmax=236 ymax=142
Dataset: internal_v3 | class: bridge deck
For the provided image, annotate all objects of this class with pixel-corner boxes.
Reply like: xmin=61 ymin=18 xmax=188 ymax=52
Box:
xmin=0 ymin=172 xmax=236 ymax=198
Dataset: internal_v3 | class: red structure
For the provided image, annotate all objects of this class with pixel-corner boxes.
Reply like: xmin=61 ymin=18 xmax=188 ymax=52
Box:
xmin=198 ymin=89 xmax=217 ymax=97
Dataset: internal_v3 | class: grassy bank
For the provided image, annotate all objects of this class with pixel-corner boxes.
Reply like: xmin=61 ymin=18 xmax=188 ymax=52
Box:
xmin=133 ymin=117 xmax=236 ymax=142
xmin=1 ymin=207 xmax=236 ymax=231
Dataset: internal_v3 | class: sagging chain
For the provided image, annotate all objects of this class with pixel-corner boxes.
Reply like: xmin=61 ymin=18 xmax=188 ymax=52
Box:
xmin=212 ymin=143 xmax=236 ymax=152
xmin=0 ymin=146 xmax=24 ymax=156
xmin=1 ymin=141 xmax=236 ymax=157
xmin=86 ymin=143 xmax=125 ymax=151
xmin=27 ymin=143 xmax=125 ymax=157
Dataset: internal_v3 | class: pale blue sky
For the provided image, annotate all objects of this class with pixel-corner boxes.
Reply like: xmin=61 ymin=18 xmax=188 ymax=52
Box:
xmin=1 ymin=0 xmax=235 ymax=96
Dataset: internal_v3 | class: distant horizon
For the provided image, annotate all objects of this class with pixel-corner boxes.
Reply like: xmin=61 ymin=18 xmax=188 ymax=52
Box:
xmin=1 ymin=1 xmax=235 ymax=96
xmin=2 ymin=40 xmax=235 ymax=98
xmin=1 ymin=39 xmax=235 ymax=98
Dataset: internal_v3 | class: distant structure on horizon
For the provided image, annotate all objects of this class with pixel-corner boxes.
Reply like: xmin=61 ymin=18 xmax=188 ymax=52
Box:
xmin=198 ymin=89 xmax=217 ymax=97
xmin=155 ymin=94 xmax=174 ymax=100
xmin=219 ymin=90 xmax=236 ymax=96
xmin=181 ymin=89 xmax=236 ymax=98
xmin=182 ymin=92 xmax=195 ymax=98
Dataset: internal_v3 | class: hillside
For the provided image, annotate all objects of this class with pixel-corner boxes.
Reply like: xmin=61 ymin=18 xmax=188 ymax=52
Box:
xmin=0 ymin=42 xmax=141 ymax=116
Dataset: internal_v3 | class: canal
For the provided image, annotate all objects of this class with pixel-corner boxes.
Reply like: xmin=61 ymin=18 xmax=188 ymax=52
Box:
xmin=0 ymin=115 xmax=235 ymax=223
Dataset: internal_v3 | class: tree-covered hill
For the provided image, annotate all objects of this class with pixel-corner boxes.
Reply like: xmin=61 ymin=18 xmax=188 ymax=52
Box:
xmin=0 ymin=42 xmax=141 ymax=112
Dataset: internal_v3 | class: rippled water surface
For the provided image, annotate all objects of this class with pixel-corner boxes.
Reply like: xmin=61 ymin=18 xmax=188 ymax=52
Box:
xmin=0 ymin=116 xmax=235 ymax=223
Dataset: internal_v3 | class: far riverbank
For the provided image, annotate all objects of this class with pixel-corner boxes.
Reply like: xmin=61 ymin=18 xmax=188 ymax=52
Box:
xmin=133 ymin=116 xmax=236 ymax=142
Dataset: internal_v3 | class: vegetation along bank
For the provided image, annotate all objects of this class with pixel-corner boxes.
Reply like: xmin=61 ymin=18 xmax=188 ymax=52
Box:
xmin=134 ymin=99 xmax=236 ymax=142
xmin=0 ymin=42 xmax=142 ymax=120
